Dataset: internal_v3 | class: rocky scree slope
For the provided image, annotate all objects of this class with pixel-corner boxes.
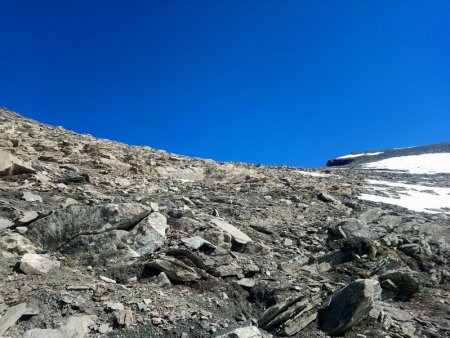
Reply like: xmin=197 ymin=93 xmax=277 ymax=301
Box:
xmin=0 ymin=108 xmax=449 ymax=338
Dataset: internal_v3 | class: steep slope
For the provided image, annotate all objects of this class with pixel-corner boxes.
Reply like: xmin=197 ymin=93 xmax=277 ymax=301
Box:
xmin=0 ymin=108 xmax=449 ymax=338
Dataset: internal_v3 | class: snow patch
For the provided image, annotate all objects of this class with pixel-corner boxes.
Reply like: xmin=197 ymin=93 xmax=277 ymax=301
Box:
xmin=363 ymin=153 xmax=450 ymax=174
xmin=359 ymin=179 xmax=450 ymax=214
xmin=337 ymin=152 xmax=383 ymax=159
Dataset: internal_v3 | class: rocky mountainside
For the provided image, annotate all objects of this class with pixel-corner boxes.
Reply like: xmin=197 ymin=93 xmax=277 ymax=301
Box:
xmin=0 ymin=108 xmax=449 ymax=338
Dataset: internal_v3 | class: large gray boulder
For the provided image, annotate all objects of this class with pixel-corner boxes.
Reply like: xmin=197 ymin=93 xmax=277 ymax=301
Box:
xmin=318 ymin=279 xmax=381 ymax=336
xmin=27 ymin=203 xmax=151 ymax=251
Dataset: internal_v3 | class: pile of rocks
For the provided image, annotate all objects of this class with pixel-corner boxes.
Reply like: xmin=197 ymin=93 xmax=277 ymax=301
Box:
xmin=0 ymin=108 xmax=449 ymax=337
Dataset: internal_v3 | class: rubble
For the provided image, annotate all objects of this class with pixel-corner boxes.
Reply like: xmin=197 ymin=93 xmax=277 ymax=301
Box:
xmin=0 ymin=108 xmax=449 ymax=338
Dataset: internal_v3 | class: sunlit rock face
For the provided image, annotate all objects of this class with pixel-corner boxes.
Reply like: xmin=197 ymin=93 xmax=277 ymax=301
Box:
xmin=0 ymin=108 xmax=449 ymax=338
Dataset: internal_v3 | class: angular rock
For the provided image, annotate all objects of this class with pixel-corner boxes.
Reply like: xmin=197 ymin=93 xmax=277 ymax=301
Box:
xmin=318 ymin=279 xmax=381 ymax=336
xmin=0 ymin=218 xmax=14 ymax=230
xmin=317 ymin=192 xmax=340 ymax=204
xmin=210 ymin=218 xmax=252 ymax=245
xmin=0 ymin=150 xmax=35 ymax=176
xmin=237 ymin=278 xmax=256 ymax=289
xmin=115 ymin=309 xmax=134 ymax=327
xmin=22 ymin=191 xmax=43 ymax=203
xmin=258 ymin=293 xmax=320 ymax=336
xmin=20 ymin=253 xmax=60 ymax=274
xmin=329 ymin=219 xmax=375 ymax=239
xmin=18 ymin=211 xmax=40 ymax=224
xmin=146 ymin=256 xmax=202 ymax=282
xmin=379 ymin=268 xmax=421 ymax=300
xmin=0 ymin=303 xmax=27 ymax=336
xmin=181 ymin=236 xmax=213 ymax=250
xmin=152 ymin=271 xmax=172 ymax=287
xmin=128 ymin=212 xmax=168 ymax=255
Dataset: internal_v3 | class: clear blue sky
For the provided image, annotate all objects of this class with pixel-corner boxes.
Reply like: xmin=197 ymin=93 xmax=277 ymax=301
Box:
xmin=1 ymin=1 xmax=449 ymax=167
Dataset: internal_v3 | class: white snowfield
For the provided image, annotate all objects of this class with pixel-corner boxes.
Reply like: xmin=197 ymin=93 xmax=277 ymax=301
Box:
xmin=336 ymin=151 xmax=383 ymax=159
xmin=363 ymin=153 xmax=450 ymax=174
xmin=359 ymin=179 xmax=450 ymax=214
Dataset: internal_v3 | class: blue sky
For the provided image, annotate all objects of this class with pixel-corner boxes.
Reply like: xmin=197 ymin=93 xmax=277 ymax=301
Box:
xmin=1 ymin=1 xmax=449 ymax=167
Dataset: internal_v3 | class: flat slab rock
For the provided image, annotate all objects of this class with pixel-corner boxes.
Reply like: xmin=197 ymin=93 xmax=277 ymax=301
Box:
xmin=0 ymin=303 xmax=27 ymax=336
xmin=210 ymin=218 xmax=252 ymax=245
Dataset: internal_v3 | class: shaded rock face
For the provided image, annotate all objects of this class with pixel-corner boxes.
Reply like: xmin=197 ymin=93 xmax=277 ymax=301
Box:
xmin=1 ymin=108 xmax=450 ymax=338
xmin=27 ymin=204 xmax=150 ymax=251
xmin=318 ymin=279 xmax=381 ymax=336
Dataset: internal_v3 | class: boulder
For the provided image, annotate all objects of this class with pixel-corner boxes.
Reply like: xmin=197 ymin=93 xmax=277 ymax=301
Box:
xmin=329 ymin=219 xmax=375 ymax=239
xmin=128 ymin=212 xmax=168 ymax=255
xmin=27 ymin=203 xmax=150 ymax=251
xmin=318 ymin=279 xmax=381 ymax=336
xmin=379 ymin=268 xmax=421 ymax=300
xmin=23 ymin=315 xmax=96 ymax=338
xmin=20 ymin=253 xmax=60 ymax=274
xmin=0 ymin=150 xmax=35 ymax=176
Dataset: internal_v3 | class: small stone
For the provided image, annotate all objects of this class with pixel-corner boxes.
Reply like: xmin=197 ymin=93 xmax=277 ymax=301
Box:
xmin=237 ymin=278 xmax=256 ymax=289
xmin=22 ymin=191 xmax=43 ymax=203
xmin=107 ymin=302 xmax=124 ymax=311
xmin=115 ymin=309 xmax=134 ymax=327
xmin=282 ymin=238 xmax=294 ymax=246
xmin=152 ymin=317 xmax=163 ymax=325
xmin=98 ymin=323 xmax=111 ymax=334
xmin=99 ymin=276 xmax=116 ymax=284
